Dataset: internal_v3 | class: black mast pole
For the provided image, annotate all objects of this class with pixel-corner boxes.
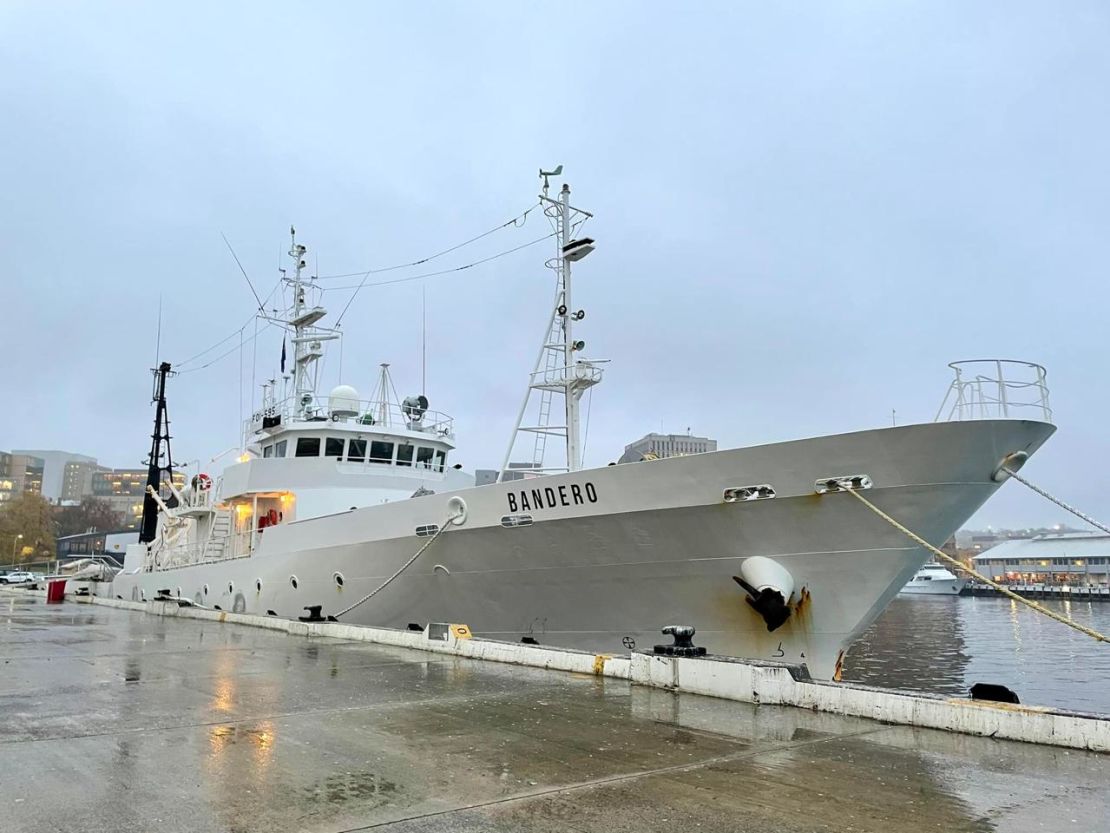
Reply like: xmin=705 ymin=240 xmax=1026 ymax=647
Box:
xmin=139 ymin=361 xmax=176 ymax=544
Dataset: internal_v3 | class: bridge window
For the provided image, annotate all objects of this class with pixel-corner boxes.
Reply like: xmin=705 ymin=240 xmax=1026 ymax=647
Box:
xmin=369 ymin=440 xmax=394 ymax=464
xmin=275 ymin=440 xmax=287 ymax=457
xmin=347 ymin=438 xmax=367 ymax=462
xmin=325 ymin=437 xmax=345 ymax=458
xmin=434 ymin=450 xmax=446 ymax=472
xmin=295 ymin=437 xmax=321 ymax=457
xmin=396 ymin=443 xmax=414 ymax=467
xmin=262 ymin=445 xmax=274 ymax=458
xmin=416 ymin=446 xmax=434 ymax=469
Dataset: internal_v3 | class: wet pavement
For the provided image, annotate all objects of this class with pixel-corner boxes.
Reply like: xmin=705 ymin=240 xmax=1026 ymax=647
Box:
xmin=1 ymin=591 xmax=1106 ymax=833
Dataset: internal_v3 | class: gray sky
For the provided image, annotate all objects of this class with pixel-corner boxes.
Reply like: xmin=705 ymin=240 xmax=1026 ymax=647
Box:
xmin=2 ymin=2 xmax=1107 ymax=528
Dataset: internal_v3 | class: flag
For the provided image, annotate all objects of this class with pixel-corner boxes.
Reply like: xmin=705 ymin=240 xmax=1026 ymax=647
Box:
xmin=280 ymin=338 xmax=287 ymax=374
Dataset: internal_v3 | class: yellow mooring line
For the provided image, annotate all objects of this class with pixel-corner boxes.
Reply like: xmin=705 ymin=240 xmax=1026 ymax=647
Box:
xmin=843 ymin=488 xmax=1110 ymax=644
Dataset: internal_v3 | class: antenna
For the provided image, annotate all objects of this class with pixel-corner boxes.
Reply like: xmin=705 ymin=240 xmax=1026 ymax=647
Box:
xmin=154 ymin=294 xmax=163 ymax=367
xmin=421 ymin=283 xmax=427 ymax=396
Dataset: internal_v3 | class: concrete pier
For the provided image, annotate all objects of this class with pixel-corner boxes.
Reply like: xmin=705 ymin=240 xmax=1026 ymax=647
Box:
xmin=2 ymin=591 xmax=1108 ymax=832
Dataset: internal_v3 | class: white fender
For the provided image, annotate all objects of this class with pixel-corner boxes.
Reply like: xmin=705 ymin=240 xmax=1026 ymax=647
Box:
xmin=738 ymin=555 xmax=795 ymax=602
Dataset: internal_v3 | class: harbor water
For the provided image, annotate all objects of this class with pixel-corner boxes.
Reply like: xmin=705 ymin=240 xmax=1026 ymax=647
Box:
xmin=843 ymin=595 xmax=1110 ymax=713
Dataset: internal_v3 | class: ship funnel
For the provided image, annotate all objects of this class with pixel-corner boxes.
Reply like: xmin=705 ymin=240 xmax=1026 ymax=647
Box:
xmin=733 ymin=556 xmax=796 ymax=632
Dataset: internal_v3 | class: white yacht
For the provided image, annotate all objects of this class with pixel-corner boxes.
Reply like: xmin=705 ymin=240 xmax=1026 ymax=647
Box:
xmin=101 ymin=170 xmax=1055 ymax=680
xmin=901 ymin=562 xmax=969 ymax=596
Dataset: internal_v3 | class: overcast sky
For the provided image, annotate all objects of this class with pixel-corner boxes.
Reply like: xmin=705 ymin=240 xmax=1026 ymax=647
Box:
xmin=2 ymin=2 xmax=1107 ymax=528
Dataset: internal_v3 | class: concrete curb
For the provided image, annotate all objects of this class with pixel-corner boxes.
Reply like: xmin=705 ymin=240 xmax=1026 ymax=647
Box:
xmin=6 ymin=587 xmax=1106 ymax=753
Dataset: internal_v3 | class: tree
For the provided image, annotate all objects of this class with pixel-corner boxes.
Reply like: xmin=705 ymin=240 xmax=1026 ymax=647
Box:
xmin=0 ymin=493 xmax=57 ymax=563
xmin=55 ymin=497 xmax=124 ymax=538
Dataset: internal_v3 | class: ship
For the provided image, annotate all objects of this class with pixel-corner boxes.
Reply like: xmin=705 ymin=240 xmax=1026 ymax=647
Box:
xmin=100 ymin=170 xmax=1055 ymax=680
xmin=900 ymin=562 xmax=969 ymax=596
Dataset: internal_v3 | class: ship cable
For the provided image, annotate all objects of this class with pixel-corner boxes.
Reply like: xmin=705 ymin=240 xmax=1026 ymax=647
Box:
xmin=175 ymin=203 xmax=540 ymax=372
xmin=333 ymin=511 xmax=460 ymax=619
xmin=842 ymin=488 xmax=1109 ymax=644
xmin=1000 ymin=467 xmax=1110 ymax=536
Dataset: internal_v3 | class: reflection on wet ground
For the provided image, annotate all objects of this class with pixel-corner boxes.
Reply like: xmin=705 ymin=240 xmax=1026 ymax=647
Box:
xmin=843 ymin=596 xmax=1110 ymax=712
xmin=1 ymin=591 xmax=1107 ymax=832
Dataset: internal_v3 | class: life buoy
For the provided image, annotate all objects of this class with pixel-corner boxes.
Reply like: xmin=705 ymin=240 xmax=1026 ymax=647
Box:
xmin=193 ymin=473 xmax=213 ymax=491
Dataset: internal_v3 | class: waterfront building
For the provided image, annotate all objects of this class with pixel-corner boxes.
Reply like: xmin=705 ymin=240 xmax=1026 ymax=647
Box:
xmin=618 ymin=431 xmax=717 ymax=464
xmin=11 ymin=450 xmax=97 ymax=502
xmin=0 ymin=451 xmax=45 ymax=504
xmin=91 ymin=467 xmax=186 ymax=529
xmin=61 ymin=459 xmax=99 ymax=502
xmin=972 ymin=532 xmax=1110 ymax=585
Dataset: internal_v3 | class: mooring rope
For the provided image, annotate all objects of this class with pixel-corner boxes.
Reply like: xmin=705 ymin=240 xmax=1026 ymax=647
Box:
xmin=333 ymin=513 xmax=458 ymax=618
xmin=1001 ymin=467 xmax=1110 ymax=536
xmin=842 ymin=488 xmax=1109 ymax=644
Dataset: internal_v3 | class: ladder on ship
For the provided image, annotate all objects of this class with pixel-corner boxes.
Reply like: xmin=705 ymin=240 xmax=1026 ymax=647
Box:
xmin=202 ymin=512 xmax=235 ymax=560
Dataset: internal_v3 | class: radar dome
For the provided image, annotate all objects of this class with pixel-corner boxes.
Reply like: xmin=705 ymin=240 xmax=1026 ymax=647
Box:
xmin=328 ymin=384 xmax=360 ymax=418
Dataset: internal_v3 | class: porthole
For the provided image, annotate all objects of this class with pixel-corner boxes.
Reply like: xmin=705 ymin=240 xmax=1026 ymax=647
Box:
xmin=227 ymin=582 xmax=234 ymax=595
xmin=333 ymin=572 xmax=345 ymax=588
xmin=203 ymin=584 xmax=209 ymax=597
xmin=290 ymin=575 xmax=299 ymax=590
xmin=255 ymin=579 xmax=262 ymax=593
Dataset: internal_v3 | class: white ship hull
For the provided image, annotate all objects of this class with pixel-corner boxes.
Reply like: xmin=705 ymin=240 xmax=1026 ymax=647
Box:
xmin=103 ymin=418 xmax=1053 ymax=679
xmin=900 ymin=579 xmax=966 ymax=595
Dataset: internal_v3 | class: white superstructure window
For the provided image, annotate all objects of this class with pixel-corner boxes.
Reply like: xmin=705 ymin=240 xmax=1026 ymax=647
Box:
xmin=296 ymin=437 xmax=321 ymax=457
xmin=416 ymin=446 xmax=434 ymax=469
xmin=325 ymin=437 xmax=344 ymax=458
xmin=263 ymin=445 xmax=274 ymax=458
xmin=347 ymin=439 xmax=367 ymax=462
xmin=434 ymin=450 xmax=446 ymax=472
xmin=396 ymin=443 xmax=414 ymax=467
xmin=369 ymin=440 xmax=394 ymax=464
xmin=275 ymin=440 xmax=287 ymax=458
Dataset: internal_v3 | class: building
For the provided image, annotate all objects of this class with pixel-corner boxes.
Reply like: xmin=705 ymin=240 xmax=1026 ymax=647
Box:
xmin=972 ymin=532 xmax=1110 ymax=586
xmin=618 ymin=432 xmax=717 ymax=464
xmin=61 ymin=460 xmax=99 ymax=502
xmin=90 ymin=467 xmax=186 ymax=529
xmin=0 ymin=451 xmax=45 ymax=504
xmin=476 ymin=462 xmax=545 ymax=485
xmin=11 ymin=450 xmax=97 ymax=502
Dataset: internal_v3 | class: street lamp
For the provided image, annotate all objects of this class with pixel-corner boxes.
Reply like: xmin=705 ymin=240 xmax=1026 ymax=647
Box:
xmin=11 ymin=534 xmax=23 ymax=562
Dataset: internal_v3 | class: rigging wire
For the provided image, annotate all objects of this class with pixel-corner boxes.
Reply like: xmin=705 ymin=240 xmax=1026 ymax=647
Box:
xmin=331 ymin=232 xmax=556 ymax=325
xmin=173 ymin=205 xmax=538 ymax=371
xmin=332 ymin=221 xmax=548 ymax=327
xmin=316 ymin=202 xmax=539 ymax=281
xmin=174 ymin=273 xmax=285 ymax=370
xmin=176 ymin=319 xmax=279 ymax=375
xmin=221 ymin=232 xmax=266 ymax=314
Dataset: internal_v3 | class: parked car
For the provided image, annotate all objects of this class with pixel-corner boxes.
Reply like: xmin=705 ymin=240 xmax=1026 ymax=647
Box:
xmin=0 ymin=571 xmax=37 ymax=585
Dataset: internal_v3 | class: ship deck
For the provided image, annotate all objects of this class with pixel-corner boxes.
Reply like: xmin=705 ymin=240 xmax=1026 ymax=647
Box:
xmin=1 ymin=590 xmax=1106 ymax=833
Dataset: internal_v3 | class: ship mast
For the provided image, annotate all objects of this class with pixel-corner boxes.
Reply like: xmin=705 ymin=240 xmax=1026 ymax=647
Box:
xmin=281 ymin=227 xmax=337 ymax=418
xmin=499 ymin=167 xmax=602 ymax=480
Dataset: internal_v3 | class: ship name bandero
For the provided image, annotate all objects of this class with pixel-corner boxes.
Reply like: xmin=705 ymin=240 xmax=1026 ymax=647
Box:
xmin=507 ymin=482 xmax=598 ymax=512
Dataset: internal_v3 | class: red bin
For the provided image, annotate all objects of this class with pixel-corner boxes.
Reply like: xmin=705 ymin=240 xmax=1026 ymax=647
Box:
xmin=46 ymin=579 xmax=66 ymax=604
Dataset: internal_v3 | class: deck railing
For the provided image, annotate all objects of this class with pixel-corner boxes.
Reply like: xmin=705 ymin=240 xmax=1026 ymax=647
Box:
xmin=934 ymin=359 xmax=1052 ymax=423
xmin=245 ymin=396 xmax=454 ymax=439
